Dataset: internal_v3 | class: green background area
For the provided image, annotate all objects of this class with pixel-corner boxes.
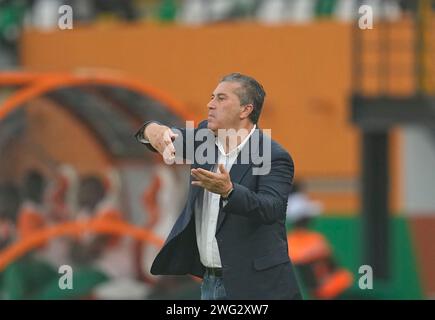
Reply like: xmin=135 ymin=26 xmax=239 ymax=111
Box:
xmin=0 ymin=254 xmax=108 ymax=300
xmin=0 ymin=216 xmax=423 ymax=300
xmin=288 ymin=215 xmax=424 ymax=300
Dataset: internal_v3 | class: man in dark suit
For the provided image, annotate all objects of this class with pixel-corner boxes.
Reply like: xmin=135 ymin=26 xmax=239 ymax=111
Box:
xmin=135 ymin=73 xmax=301 ymax=300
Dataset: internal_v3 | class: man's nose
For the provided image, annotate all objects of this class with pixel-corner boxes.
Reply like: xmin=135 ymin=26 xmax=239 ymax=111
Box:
xmin=207 ymin=101 xmax=215 ymax=110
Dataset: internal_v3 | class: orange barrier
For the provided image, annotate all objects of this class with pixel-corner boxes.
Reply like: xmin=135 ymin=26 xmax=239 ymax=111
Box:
xmin=0 ymin=219 xmax=164 ymax=272
xmin=0 ymin=71 xmax=197 ymax=123
xmin=0 ymin=72 xmax=40 ymax=85
xmin=288 ymin=231 xmax=331 ymax=264
xmin=314 ymin=269 xmax=354 ymax=299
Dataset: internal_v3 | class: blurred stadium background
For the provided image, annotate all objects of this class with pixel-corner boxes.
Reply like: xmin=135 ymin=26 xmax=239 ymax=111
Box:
xmin=0 ymin=0 xmax=434 ymax=300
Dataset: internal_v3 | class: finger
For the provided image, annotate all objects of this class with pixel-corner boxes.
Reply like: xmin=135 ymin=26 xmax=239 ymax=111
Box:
xmin=163 ymin=154 xmax=175 ymax=165
xmin=161 ymin=142 xmax=176 ymax=160
xmin=166 ymin=142 xmax=176 ymax=154
xmin=192 ymin=170 xmax=214 ymax=183
xmin=191 ymin=169 xmax=209 ymax=182
xmin=162 ymin=131 xmax=176 ymax=148
xmin=163 ymin=130 xmax=173 ymax=144
xmin=218 ymin=164 xmax=227 ymax=174
xmin=190 ymin=169 xmax=202 ymax=179
xmin=191 ymin=181 xmax=204 ymax=187
xmin=190 ymin=170 xmax=200 ymax=180
xmin=196 ymin=168 xmax=219 ymax=178
xmin=162 ymin=146 xmax=175 ymax=164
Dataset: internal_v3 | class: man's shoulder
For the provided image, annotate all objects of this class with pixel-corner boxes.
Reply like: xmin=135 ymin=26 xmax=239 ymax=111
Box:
xmin=267 ymin=136 xmax=293 ymax=164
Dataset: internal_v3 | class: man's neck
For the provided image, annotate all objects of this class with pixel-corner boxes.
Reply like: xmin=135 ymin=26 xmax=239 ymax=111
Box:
xmin=218 ymin=123 xmax=255 ymax=154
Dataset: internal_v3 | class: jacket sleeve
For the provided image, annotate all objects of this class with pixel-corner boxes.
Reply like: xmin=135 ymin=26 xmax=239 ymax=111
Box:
xmin=222 ymin=149 xmax=294 ymax=225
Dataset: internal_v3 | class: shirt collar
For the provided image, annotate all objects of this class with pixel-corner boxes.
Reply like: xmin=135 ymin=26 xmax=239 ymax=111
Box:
xmin=215 ymin=125 xmax=257 ymax=157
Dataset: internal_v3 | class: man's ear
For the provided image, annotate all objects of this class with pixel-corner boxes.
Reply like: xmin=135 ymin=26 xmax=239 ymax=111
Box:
xmin=240 ymin=104 xmax=254 ymax=120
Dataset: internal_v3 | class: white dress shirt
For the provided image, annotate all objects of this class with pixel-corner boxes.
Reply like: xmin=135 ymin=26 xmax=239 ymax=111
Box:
xmin=195 ymin=125 xmax=257 ymax=268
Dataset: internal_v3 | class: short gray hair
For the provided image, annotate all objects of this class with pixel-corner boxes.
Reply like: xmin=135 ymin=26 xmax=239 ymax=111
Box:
xmin=220 ymin=73 xmax=266 ymax=124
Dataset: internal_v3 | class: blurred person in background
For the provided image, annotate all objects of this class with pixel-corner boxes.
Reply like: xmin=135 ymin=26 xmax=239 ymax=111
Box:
xmin=136 ymin=72 xmax=301 ymax=300
xmin=16 ymin=169 xmax=48 ymax=241
xmin=71 ymin=175 xmax=117 ymax=264
xmin=69 ymin=174 xmax=148 ymax=299
xmin=286 ymin=181 xmax=354 ymax=300
xmin=94 ymin=0 xmax=138 ymax=22
xmin=137 ymin=164 xmax=200 ymax=299
xmin=1 ymin=172 xmax=58 ymax=299
xmin=27 ymin=0 xmax=61 ymax=30
xmin=0 ymin=182 xmax=21 ymax=299
xmin=37 ymin=165 xmax=79 ymax=270
xmin=46 ymin=164 xmax=79 ymax=224
xmin=139 ymin=165 xmax=188 ymax=282
xmin=0 ymin=0 xmax=28 ymax=65
xmin=63 ymin=0 xmax=95 ymax=23
xmin=0 ymin=183 xmax=21 ymax=250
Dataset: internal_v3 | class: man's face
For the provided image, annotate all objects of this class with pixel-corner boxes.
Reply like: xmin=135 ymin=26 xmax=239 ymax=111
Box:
xmin=207 ymin=81 xmax=244 ymax=133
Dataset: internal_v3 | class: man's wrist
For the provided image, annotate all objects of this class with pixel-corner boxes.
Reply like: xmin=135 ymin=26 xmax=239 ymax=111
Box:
xmin=221 ymin=184 xmax=234 ymax=200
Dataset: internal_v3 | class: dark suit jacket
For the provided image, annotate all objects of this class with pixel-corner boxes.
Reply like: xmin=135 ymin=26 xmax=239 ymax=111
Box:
xmin=135 ymin=120 xmax=301 ymax=299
